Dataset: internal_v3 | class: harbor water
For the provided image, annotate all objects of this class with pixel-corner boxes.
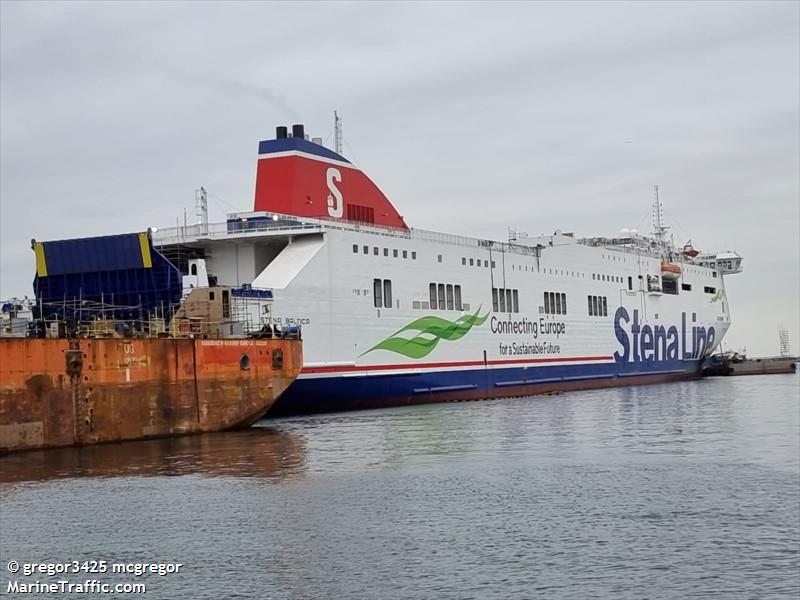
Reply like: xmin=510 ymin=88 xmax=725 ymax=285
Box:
xmin=1 ymin=375 xmax=798 ymax=599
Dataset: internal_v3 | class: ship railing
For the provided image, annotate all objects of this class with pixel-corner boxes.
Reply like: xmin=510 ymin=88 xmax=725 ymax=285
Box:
xmin=151 ymin=212 xmax=415 ymax=246
xmin=576 ymin=236 xmax=707 ymax=264
xmin=153 ymin=215 xmax=717 ymax=266
xmin=150 ymin=221 xmax=313 ymax=246
xmin=410 ymin=229 xmax=541 ymax=256
xmin=21 ymin=314 xmax=287 ymax=340
xmin=151 ymin=214 xmax=541 ymax=257
xmin=22 ymin=291 xmax=305 ymax=340
xmin=26 ymin=297 xmax=178 ymax=338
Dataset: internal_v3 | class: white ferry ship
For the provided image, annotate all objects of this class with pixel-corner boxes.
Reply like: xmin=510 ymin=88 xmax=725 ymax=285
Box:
xmin=152 ymin=122 xmax=743 ymax=414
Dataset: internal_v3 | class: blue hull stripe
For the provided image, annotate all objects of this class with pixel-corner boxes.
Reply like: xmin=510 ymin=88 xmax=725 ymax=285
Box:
xmin=270 ymin=359 xmax=703 ymax=415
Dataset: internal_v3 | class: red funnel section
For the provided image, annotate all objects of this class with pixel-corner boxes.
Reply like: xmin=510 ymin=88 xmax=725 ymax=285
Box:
xmin=253 ymin=136 xmax=408 ymax=230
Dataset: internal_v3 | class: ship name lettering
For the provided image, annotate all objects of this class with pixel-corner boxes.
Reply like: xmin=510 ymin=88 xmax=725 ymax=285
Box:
xmin=273 ymin=317 xmax=311 ymax=326
xmin=613 ymin=307 xmax=715 ymax=363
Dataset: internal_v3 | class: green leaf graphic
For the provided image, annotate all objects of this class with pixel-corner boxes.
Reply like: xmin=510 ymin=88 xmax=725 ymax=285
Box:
xmin=362 ymin=307 xmax=489 ymax=359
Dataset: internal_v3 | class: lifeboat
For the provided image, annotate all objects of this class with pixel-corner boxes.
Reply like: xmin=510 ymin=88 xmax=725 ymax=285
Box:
xmin=661 ymin=262 xmax=682 ymax=281
xmin=682 ymin=241 xmax=700 ymax=258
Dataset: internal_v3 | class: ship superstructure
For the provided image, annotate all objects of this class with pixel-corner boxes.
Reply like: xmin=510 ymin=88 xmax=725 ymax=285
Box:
xmin=152 ymin=123 xmax=743 ymax=414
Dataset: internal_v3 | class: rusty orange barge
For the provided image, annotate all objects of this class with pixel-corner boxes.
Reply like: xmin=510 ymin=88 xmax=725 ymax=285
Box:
xmin=1 ymin=230 xmax=303 ymax=453
xmin=0 ymin=336 xmax=301 ymax=453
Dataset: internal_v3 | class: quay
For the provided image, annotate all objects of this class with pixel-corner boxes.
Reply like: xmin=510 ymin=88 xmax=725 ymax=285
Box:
xmin=703 ymin=353 xmax=797 ymax=377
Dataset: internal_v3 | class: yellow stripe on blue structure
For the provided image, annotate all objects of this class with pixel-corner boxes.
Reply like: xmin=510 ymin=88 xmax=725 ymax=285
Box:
xmin=34 ymin=242 xmax=48 ymax=277
xmin=138 ymin=232 xmax=153 ymax=268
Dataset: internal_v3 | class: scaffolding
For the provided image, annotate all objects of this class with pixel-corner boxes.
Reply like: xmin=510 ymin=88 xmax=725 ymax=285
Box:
xmin=779 ymin=325 xmax=791 ymax=357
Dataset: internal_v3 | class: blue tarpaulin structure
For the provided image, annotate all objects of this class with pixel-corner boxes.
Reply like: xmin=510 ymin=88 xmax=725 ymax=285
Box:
xmin=32 ymin=231 xmax=182 ymax=324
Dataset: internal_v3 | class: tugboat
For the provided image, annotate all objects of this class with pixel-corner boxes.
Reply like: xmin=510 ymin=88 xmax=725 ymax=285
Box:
xmin=0 ymin=231 xmax=302 ymax=453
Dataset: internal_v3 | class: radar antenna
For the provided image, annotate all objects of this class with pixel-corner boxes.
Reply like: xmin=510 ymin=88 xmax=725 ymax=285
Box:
xmin=334 ymin=110 xmax=343 ymax=155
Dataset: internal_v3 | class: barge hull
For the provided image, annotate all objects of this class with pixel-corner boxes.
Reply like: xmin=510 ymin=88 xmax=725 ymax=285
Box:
xmin=728 ymin=357 xmax=797 ymax=376
xmin=0 ymin=337 xmax=301 ymax=452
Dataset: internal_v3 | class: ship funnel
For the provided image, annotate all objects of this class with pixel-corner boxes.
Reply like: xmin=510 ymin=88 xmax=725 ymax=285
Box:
xmin=276 ymin=126 xmax=288 ymax=139
xmin=254 ymin=128 xmax=409 ymax=230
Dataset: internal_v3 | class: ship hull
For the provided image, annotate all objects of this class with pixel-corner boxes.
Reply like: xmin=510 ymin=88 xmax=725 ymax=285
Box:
xmin=270 ymin=358 xmax=702 ymax=415
xmin=0 ymin=337 xmax=302 ymax=453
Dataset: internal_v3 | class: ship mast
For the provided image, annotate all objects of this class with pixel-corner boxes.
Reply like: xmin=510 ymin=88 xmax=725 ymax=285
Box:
xmin=334 ymin=110 xmax=343 ymax=155
xmin=651 ymin=184 xmax=669 ymax=245
xmin=195 ymin=186 xmax=208 ymax=236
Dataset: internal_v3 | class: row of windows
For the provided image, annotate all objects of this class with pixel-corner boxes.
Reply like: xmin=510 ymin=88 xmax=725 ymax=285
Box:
xmin=354 ymin=246 xmax=718 ymax=290
xmin=462 ymin=257 xmax=496 ymax=268
xmin=588 ymin=295 xmax=608 ymax=317
xmin=372 ymin=278 xmax=712 ymax=313
xmin=594 ymin=273 xmax=623 ymax=283
xmin=543 ymin=291 xmax=567 ymax=315
xmin=373 ymin=279 xmax=393 ymax=308
xmin=598 ymin=252 xmax=720 ymax=279
xmin=492 ymin=288 xmax=520 ymax=313
xmin=644 ymin=278 xmax=718 ymax=297
xmin=647 ymin=281 xmax=715 ymax=295
xmin=373 ymin=277 xmax=712 ymax=314
xmin=354 ymin=244 xmax=417 ymax=260
xmin=685 ymin=266 xmax=718 ymax=277
xmin=513 ymin=266 xmax=586 ymax=280
xmin=429 ymin=283 xmax=463 ymax=311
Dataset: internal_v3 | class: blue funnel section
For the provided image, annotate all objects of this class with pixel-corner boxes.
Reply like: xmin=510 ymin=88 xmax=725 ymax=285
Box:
xmin=258 ymin=136 xmax=351 ymax=163
xmin=32 ymin=232 xmax=182 ymax=325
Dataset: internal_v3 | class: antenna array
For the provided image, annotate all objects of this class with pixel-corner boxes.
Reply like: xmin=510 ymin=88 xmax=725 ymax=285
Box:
xmin=334 ymin=111 xmax=343 ymax=155
xmin=651 ymin=184 xmax=669 ymax=243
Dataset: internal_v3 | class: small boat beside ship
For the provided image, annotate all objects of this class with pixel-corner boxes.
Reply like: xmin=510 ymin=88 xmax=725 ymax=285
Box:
xmin=0 ymin=232 xmax=302 ymax=453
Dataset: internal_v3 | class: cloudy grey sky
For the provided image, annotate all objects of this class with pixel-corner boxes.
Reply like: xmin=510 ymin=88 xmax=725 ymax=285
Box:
xmin=1 ymin=1 xmax=798 ymax=355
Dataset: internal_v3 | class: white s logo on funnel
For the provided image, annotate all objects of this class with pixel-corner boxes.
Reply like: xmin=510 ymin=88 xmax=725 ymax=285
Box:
xmin=326 ymin=168 xmax=343 ymax=218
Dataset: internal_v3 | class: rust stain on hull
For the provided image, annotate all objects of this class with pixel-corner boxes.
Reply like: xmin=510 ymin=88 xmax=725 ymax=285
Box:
xmin=0 ymin=338 xmax=302 ymax=453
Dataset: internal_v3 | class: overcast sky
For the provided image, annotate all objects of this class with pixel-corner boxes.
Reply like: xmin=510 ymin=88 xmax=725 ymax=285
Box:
xmin=1 ymin=1 xmax=798 ymax=356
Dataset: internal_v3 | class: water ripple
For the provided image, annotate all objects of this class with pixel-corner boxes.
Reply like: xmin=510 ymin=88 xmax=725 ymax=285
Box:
xmin=1 ymin=376 xmax=798 ymax=599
